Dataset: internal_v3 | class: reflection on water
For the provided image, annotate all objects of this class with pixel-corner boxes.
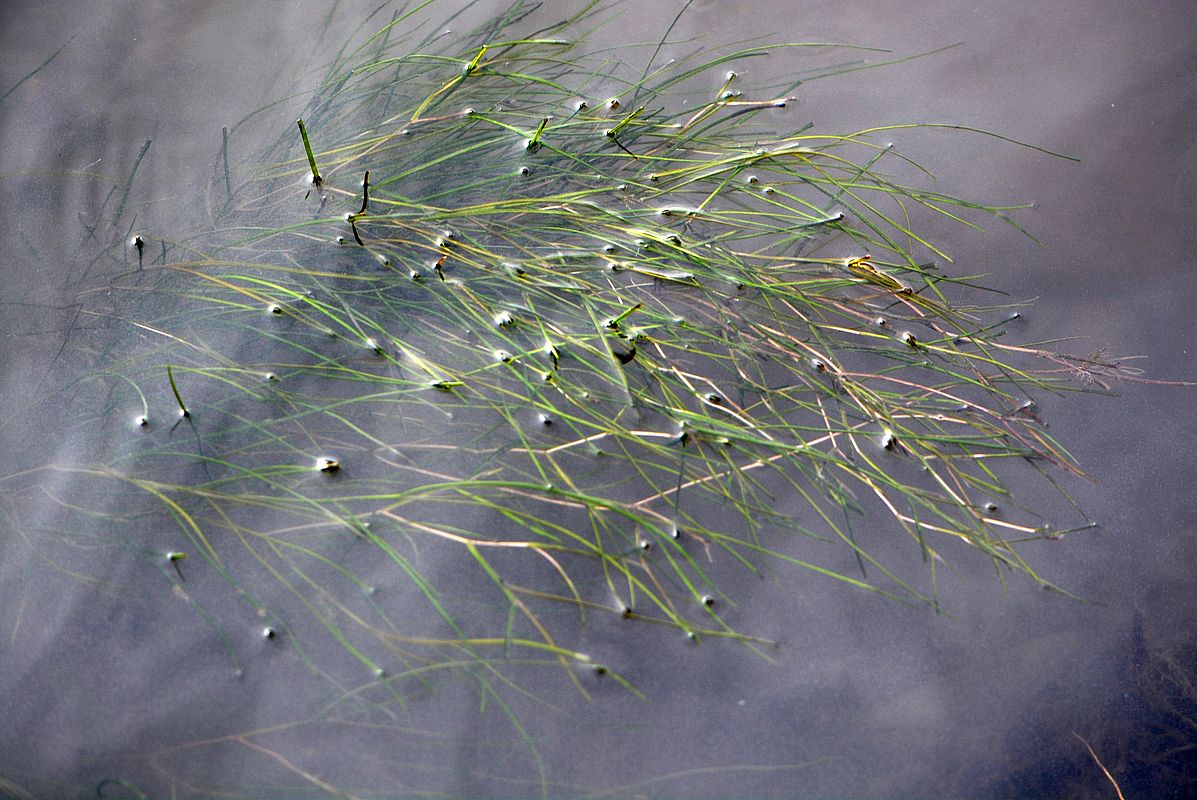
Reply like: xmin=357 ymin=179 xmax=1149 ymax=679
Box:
xmin=1 ymin=1 xmax=1195 ymax=798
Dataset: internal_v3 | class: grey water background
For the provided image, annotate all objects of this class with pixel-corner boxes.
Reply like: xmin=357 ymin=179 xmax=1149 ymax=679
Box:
xmin=1 ymin=0 xmax=1194 ymax=797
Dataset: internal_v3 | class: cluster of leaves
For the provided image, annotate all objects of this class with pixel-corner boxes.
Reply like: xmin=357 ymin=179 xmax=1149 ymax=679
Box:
xmin=4 ymin=2 xmax=1137 ymax=791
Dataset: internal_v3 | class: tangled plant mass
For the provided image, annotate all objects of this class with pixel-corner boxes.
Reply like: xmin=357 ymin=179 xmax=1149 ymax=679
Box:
xmin=1 ymin=3 xmax=1161 ymax=792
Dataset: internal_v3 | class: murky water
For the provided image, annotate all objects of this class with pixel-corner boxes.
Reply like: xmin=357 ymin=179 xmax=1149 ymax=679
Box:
xmin=2 ymin=1 xmax=1194 ymax=798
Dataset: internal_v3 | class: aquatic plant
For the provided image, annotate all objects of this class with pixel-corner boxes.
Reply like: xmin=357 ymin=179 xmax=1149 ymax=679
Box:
xmin=1 ymin=0 xmax=1156 ymax=796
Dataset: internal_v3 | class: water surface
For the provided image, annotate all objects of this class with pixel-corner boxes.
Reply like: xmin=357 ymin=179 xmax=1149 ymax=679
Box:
xmin=1 ymin=1 xmax=1194 ymax=797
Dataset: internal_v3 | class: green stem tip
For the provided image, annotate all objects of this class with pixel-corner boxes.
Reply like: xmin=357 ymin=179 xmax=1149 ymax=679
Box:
xmin=167 ymin=364 xmax=189 ymax=418
xmin=296 ymin=118 xmax=322 ymax=186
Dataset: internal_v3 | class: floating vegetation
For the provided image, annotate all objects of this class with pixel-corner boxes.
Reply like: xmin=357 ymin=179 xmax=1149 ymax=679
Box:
xmin=0 ymin=0 xmax=1166 ymax=796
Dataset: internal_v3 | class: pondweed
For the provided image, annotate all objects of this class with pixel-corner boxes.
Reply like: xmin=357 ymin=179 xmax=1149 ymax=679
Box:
xmin=1 ymin=1 xmax=1163 ymax=796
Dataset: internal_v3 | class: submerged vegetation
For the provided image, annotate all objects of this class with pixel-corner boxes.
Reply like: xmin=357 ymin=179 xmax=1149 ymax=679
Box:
xmin=986 ymin=616 xmax=1197 ymax=799
xmin=0 ymin=0 xmax=1164 ymax=796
